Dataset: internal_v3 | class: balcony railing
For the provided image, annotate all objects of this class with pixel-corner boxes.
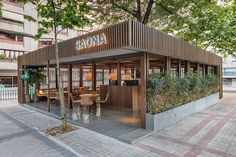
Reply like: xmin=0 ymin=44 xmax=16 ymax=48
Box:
xmin=0 ymin=87 xmax=18 ymax=100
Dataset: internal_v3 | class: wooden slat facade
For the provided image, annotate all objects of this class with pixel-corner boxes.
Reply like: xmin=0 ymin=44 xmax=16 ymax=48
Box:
xmin=18 ymin=20 xmax=221 ymax=67
xmin=129 ymin=21 xmax=221 ymax=65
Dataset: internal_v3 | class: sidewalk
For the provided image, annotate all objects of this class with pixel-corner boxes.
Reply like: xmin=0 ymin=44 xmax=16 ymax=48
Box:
xmin=0 ymin=100 xmax=156 ymax=157
xmin=136 ymin=93 xmax=236 ymax=157
xmin=0 ymin=102 xmax=78 ymax=157
xmin=0 ymin=93 xmax=236 ymax=157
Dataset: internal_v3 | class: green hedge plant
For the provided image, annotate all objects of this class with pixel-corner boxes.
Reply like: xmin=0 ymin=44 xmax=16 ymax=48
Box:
xmin=146 ymin=72 xmax=219 ymax=114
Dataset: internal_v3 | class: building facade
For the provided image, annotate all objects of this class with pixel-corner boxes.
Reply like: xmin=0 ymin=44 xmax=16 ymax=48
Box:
xmin=0 ymin=0 xmax=90 ymax=87
xmin=223 ymin=56 xmax=236 ymax=89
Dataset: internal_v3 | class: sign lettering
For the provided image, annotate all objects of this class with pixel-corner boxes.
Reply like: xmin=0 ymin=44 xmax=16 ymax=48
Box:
xmin=76 ymin=32 xmax=107 ymax=51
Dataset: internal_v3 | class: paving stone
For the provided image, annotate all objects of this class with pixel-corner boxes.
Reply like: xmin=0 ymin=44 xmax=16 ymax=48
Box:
xmin=58 ymin=129 xmax=157 ymax=157
xmin=118 ymin=128 xmax=153 ymax=144
xmin=136 ymin=93 xmax=236 ymax=157
xmin=1 ymin=93 xmax=236 ymax=157
xmin=0 ymin=134 xmax=65 ymax=157
xmin=0 ymin=114 xmax=25 ymax=138
xmin=0 ymin=102 xmax=79 ymax=157
xmin=197 ymin=151 xmax=222 ymax=157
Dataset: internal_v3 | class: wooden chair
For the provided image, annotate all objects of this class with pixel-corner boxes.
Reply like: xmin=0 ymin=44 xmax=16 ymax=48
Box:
xmin=49 ymin=90 xmax=59 ymax=104
xmin=63 ymin=91 xmax=70 ymax=106
xmin=80 ymin=94 xmax=93 ymax=113
xmin=95 ymin=92 xmax=109 ymax=116
xmin=69 ymin=93 xmax=81 ymax=110
xmin=49 ymin=89 xmax=70 ymax=105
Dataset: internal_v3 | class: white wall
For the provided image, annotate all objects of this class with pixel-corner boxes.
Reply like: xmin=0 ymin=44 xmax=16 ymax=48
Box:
xmin=232 ymin=79 xmax=236 ymax=87
xmin=2 ymin=3 xmax=24 ymax=15
xmin=0 ymin=61 xmax=17 ymax=70
xmin=0 ymin=42 xmax=24 ymax=51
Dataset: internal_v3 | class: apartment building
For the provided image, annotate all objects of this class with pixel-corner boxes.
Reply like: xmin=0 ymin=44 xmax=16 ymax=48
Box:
xmin=223 ymin=56 xmax=236 ymax=89
xmin=0 ymin=0 xmax=90 ymax=88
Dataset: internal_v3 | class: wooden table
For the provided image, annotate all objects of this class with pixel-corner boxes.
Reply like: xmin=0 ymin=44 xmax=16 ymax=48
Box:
xmin=80 ymin=94 xmax=99 ymax=101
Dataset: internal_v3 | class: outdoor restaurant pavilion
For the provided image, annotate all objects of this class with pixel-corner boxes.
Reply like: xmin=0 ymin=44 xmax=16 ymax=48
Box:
xmin=17 ymin=20 xmax=222 ymax=130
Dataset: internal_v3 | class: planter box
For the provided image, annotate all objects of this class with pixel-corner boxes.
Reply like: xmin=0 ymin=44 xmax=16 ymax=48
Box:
xmin=146 ymin=93 xmax=219 ymax=132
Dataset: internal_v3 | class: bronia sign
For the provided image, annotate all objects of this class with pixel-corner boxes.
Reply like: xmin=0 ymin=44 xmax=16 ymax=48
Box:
xmin=76 ymin=32 xmax=107 ymax=51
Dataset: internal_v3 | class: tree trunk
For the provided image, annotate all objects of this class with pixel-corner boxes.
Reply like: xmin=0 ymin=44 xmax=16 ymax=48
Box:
xmin=54 ymin=26 xmax=67 ymax=131
xmin=142 ymin=0 xmax=155 ymax=24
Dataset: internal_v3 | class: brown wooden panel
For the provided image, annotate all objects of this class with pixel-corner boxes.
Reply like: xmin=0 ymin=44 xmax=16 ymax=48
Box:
xmin=100 ymin=85 xmax=138 ymax=108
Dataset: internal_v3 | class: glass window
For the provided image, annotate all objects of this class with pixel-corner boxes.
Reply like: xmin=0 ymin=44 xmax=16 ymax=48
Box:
xmin=0 ymin=32 xmax=23 ymax=42
xmin=223 ymin=68 xmax=236 ymax=76
xmin=38 ymin=40 xmax=53 ymax=47
xmin=223 ymin=79 xmax=232 ymax=86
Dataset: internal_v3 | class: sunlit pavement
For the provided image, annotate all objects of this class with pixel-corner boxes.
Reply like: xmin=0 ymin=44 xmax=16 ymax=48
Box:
xmin=0 ymin=100 xmax=157 ymax=157
xmin=0 ymin=101 xmax=78 ymax=157
xmin=136 ymin=93 xmax=236 ymax=157
xmin=0 ymin=93 xmax=235 ymax=157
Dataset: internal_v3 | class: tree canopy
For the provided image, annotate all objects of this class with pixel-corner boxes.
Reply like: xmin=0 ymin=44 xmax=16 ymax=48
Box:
xmin=92 ymin=0 xmax=236 ymax=56
xmin=20 ymin=0 xmax=91 ymax=39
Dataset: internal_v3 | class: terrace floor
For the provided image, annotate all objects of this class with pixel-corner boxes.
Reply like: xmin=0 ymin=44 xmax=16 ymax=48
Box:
xmin=23 ymin=101 xmax=152 ymax=143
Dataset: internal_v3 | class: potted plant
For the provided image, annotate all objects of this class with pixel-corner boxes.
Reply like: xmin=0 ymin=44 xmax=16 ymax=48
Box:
xmin=21 ymin=68 xmax=46 ymax=103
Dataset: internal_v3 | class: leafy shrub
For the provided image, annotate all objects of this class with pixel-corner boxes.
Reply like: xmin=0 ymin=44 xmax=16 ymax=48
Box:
xmin=21 ymin=67 xmax=46 ymax=86
xmin=146 ymin=72 xmax=219 ymax=114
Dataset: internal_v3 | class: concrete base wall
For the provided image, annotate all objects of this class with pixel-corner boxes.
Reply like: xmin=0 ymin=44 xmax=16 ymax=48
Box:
xmin=146 ymin=93 xmax=219 ymax=132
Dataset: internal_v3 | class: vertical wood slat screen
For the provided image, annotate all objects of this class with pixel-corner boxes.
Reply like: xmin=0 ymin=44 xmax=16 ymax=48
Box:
xmin=130 ymin=21 xmax=221 ymax=66
xmin=19 ymin=20 xmax=221 ymax=67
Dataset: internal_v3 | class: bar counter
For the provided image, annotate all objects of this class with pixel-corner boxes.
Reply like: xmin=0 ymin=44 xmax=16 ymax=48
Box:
xmin=100 ymin=85 xmax=139 ymax=109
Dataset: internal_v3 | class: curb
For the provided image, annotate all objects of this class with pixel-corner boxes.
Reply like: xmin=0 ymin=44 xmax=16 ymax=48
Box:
xmin=36 ymin=129 xmax=82 ymax=157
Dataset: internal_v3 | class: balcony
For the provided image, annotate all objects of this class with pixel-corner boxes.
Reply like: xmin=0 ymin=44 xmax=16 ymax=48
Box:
xmin=0 ymin=60 xmax=17 ymax=70
xmin=0 ymin=38 xmax=23 ymax=44
xmin=0 ymin=40 xmax=24 ymax=51
xmin=0 ymin=19 xmax=24 ymax=34
xmin=2 ymin=1 xmax=24 ymax=17
xmin=3 ymin=0 xmax=24 ymax=9
xmin=2 ymin=10 xmax=24 ymax=23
